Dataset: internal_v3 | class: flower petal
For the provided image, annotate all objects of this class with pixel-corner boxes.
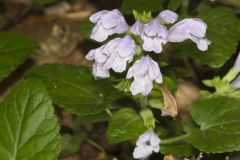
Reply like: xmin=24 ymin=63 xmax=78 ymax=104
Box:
xmin=168 ymin=18 xmax=207 ymax=42
xmin=101 ymin=9 xmax=121 ymax=28
xmin=232 ymin=75 xmax=240 ymax=88
xmin=89 ymin=10 xmax=108 ymax=23
xmin=158 ymin=10 xmax=178 ymax=24
xmin=234 ymin=52 xmax=240 ymax=72
xmin=90 ymin=24 xmax=109 ymax=42
xmin=142 ymin=36 xmax=155 ymax=52
xmin=133 ymin=145 xmax=153 ymax=159
xmin=116 ymin=36 xmax=136 ymax=57
xmin=131 ymin=21 xmax=143 ymax=35
xmin=93 ymin=63 xmax=110 ymax=78
xmin=111 ymin=56 xmax=127 ymax=73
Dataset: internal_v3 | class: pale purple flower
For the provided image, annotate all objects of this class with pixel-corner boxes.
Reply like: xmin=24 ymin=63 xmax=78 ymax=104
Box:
xmin=86 ymin=36 xmax=136 ymax=78
xmin=157 ymin=10 xmax=178 ymax=24
xmin=231 ymin=51 xmax=240 ymax=88
xmin=133 ymin=129 xmax=160 ymax=159
xmin=92 ymin=62 xmax=110 ymax=78
xmin=233 ymin=51 xmax=240 ymax=72
xmin=89 ymin=9 xmax=128 ymax=42
xmin=127 ymin=56 xmax=162 ymax=96
xmin=231 ymin=76 xmax=240 ymax=88
xmin=86 ymin=45 xmax=107 ymax=63
xmin=131 ymin=21 xmax=143 ymax=35
xmin=103 ymin=36 xmax=136 ymax=72
xmin=86 ymin=45 xmax=110 ymax=78
xmin=168 ymin=18 xmax=211 ymax=51
xmin=141 ymin=19 xmax=168 ymax=54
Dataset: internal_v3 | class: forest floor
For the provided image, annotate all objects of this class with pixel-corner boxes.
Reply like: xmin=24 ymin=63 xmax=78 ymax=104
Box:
xmin=1 ymin=1 xmax=239 ymax=160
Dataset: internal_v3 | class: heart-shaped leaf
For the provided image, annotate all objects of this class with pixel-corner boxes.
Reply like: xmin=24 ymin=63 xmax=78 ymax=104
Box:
xmin=189 ymin=96 xmax=240 ymax=153
xmin=26 ymin=64 xmax=123 ymax=115
xmin=0 ymin=79 xmax=60 ymax=160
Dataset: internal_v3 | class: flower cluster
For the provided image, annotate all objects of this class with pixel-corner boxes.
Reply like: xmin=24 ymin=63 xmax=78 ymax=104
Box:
xmin=86 ymin=35 xmax=136 ymax=78
xmin=86 ymin=9 xmax=210 ymax=96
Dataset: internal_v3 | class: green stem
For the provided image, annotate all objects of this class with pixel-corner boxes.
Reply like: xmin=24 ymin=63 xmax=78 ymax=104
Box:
xmin=86 ymin=137 xmax=105 ymax=152
xmin=222 ymin=68 xmax=238 ymax=82
xmin=140 ymin=96 xmax=148 ymax=108
xmin=183 ymin=56 xmax=198 ymax=82
xmin=160 ymin=134 xmax=189 ymax=144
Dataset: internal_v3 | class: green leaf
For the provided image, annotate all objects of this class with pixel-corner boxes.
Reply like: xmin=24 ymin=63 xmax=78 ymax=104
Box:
xmin=161 ymin=142 xmax=195 ymax=157
xmin=133 ymin=10 xmax=153 ymax=23
xmin=33 ymin=0 xmax=58 ymax=5
xmin=120 ymin=0 xmax=164 ymax=14
xmin=0 ymin=32 xmax=37 ymax=83
xmin=163 ymin=76 xmax=177 ymax=92
xmin=0 ymin=79 xmax=60 ymax=160
xmin=107 ymin=108 xmax=146 ymax=143
xmin=189 ymin=96 xmax=240 ymax=153
xmin=181 ymin=119 xmax=199 ymax=135
xmin=115 ymin=79 xmax=132 ymax=94
xmin=79 ymin=19 xmax=92 ymax=40
xmin=178 ymin=7 xmax=240 ymax=68
xmin=140 ymin=109 xmax=155 ymax=128
xmin=26 ymin=64 xmax=123 ymax=115
xmin=201 ymin=69 xmax=240 ymax=99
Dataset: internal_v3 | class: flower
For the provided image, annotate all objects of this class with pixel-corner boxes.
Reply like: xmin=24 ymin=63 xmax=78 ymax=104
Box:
xmin=86 ymin=45 xmax=110 ymax=78
xmin=89 ymin=9 xmax=128 ymax=42
xmin=157 ymin=10 xmax=178 ymax=24
xmin=231 ymin=76 xmax=240 ymax=88
xmin=133 ymin=129 xmax=160 ymax=159
xmin=231 ymin=51 xmax=240 ymax=88
xmin=131 ymin=21 xmax=143 ymax=35
xmin=168 ymin=18 xmax=211 ymax=51
xmin=104 ymin=36 xmax=137 ymax=72
xmin=92 ymin=63 xmax=110 ymax=78
xmin=127 ymin=56 xmax=163 ymax=96
xmin=86 ymin=35 xmax=136 ymax=78
xmin=233 ymin=51 xmax=240 ymax=72
xmin=141 ymin=19 xmax=168 ymax=53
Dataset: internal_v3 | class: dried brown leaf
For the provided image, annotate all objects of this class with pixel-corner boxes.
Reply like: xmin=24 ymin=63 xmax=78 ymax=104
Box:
xmin=163 ymin=155 xmax=176 ymax=160
xmin=159 ymin=84 xmax=178 ymax=118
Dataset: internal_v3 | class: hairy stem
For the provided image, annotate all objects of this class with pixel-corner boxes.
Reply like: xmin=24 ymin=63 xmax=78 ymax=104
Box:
xmin=105 ymin=108 xmax=113 ymax=117
xmin=140 ymin=96 xmax=148 ymax=108
xmin=183 ymin=56 xmax=198 ymax=82
xmin=86 ymin=137 xmax=105 ymax=152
